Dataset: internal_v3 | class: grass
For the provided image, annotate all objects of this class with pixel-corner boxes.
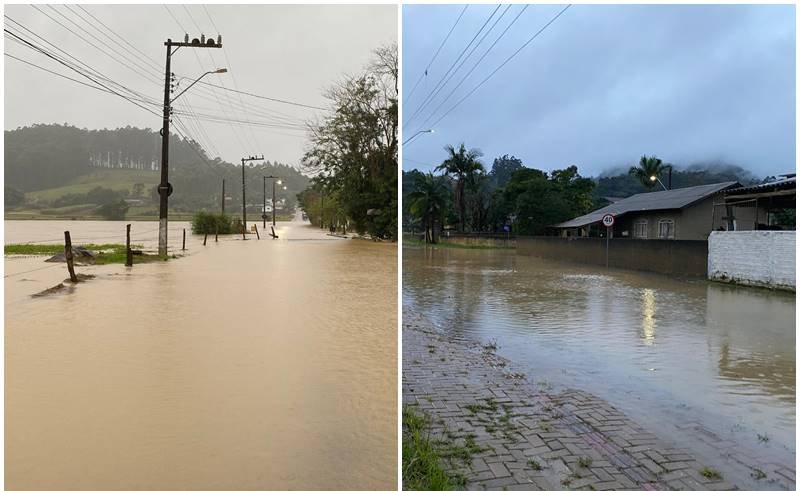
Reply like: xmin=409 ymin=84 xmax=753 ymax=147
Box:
xmin=699 ymin=467 xmax=722 ymax=480
xmin=750 ymin=468 xmax=767 ymax=480
xmin=403 ymin=235 xmax=514 ymax=250
xmin=402 ymin=406 xmax=465 ymax=491
xmin=577 ymin=456 xmax=593 ymax=468
xmin=26 ymin=169 xmax=158 ymax=201
xmin=4 ymin=243 xmax=167 ymax=265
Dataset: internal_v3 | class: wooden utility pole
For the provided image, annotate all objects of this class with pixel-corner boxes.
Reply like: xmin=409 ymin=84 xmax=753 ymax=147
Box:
xmin=241 ymin=155 xmax=265 ymax=231
xmin=263 ymin=176 xmax=267 ymax=229
xmin=182 ymin=228 xmax=186 ymax=251
xmin=64 ymin=231 xmax=77 ymax=282
xmin=125 ymin=224 xmax=133 ymax=267
xmin=221 ymin=178 xmax=225 ymax=215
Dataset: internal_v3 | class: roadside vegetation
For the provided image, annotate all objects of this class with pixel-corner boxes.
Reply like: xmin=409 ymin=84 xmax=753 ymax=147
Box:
xmin=403 ymin=235 xmax=512 ymax=250
xmin=298 ymin=44 xmax=397 ymax=240
xmin=403 ymin=406 xmax=466 ymax=491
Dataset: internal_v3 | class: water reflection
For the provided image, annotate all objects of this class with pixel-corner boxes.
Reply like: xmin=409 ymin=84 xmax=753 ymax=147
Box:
xmin=641 ymin=289 xmax=656 ymax=346
xmin=403 ymin=246 xmax=795 ymax=451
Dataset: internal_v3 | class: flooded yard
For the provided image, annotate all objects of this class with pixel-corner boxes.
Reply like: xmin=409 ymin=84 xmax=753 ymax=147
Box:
xmin=403 ymin=246 xmax=795 ymax=475
xmin=6 ymin=218 xmax=397 ymax=490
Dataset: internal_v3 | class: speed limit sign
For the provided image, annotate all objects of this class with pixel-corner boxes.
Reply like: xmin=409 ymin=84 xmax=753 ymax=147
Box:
xmin=602 ymin=214 xmax=615 ymax=227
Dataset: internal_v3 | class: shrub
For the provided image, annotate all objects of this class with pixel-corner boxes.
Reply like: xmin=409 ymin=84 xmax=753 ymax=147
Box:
xmin=192 ymin=211 xmax=233 ymax=234
xmin=97 ymin=199 xmax=130 ymax=220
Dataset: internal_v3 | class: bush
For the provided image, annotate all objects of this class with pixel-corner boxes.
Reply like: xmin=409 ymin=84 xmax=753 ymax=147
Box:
xmin=192 ymin=211 xmax=233 ymax=234
xmin=97 ymin=199 xmax=130 ymax=220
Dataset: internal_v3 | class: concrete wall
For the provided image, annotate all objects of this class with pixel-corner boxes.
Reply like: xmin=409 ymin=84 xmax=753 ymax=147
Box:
xmin=708 ymin=231 xmax=796 ymax=291
xmin=440 ymin=234 xmax=515 ymax=248
xmin=517 ymin=237 xmax=708 ymax=276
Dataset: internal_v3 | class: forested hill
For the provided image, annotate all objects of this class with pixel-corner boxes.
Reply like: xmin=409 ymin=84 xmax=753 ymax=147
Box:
xmin=593 ymin=162 xmax=762 ymax=200
xmin=5 ymin=123 xmax=310 ymax=214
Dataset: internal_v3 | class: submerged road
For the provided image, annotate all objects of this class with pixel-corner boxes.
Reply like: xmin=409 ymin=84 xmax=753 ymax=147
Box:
xmin=6 ymin=214 xmax=397 ymax=490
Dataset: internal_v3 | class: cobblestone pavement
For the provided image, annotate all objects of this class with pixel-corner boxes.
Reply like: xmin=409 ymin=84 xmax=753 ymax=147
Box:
xmin=403 ymin=314 xmax=795 ymax=490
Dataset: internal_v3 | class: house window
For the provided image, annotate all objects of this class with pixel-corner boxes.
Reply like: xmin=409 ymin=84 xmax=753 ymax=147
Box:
xmin=634 ymin=220 xmax=648 ymax=239
xmin=658 ymin=219 xmax=675 ymax=239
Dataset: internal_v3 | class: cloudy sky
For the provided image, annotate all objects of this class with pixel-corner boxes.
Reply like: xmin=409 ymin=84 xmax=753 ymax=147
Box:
xmin=402 ymin=4 xmax=795 ymax=177
xmin=5 ymin=4 xmax=397 ymax=168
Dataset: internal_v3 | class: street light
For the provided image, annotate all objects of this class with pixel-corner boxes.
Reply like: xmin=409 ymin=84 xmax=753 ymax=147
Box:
xmin=263 ymin=176 xmax=282 ymax=229
xmin=403 ymin=128 xmax=434 ymax=145
xmin=650 ymin=175 xmax=668 ymax=191
xmin=171 ymin=68 xmax=227 ymax=103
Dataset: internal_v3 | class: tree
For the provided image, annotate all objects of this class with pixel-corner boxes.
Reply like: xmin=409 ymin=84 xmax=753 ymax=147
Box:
xmin=489 ymin=154 xmax=524 ymax=189
xmin=302 ymin=44 xmax=398 ymax=240
xmin=628 ymin=155 xmax=666 ymax=189
xmin=408 ymin=172 xmax=450 ymax=243
xmin=97 ymin=199 xmax=129 ymax=220
xmin=4 ymin=186 xmax=25 ymax=207
xmin=435 ymin=143 xmax=484 ymax=232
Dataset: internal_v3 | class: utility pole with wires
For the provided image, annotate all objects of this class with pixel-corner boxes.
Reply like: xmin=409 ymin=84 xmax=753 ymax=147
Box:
xmin=158 ymin=33 xmax=224 ymax=257
xmin=263 ymin=175 xmax=283 ymax=228
xmin=241 ymin=155 xmax=264 ymax=232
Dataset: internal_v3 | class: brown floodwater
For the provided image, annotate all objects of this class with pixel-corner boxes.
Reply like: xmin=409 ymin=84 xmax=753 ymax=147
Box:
xmin=6 ymin=216 xmax=397 ymax=490
xmin=403 ymin=246 xmax=795 ymax=472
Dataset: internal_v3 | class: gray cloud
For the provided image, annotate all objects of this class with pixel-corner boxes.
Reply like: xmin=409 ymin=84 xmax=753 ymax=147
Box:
xmin=402 ymin=4 xmax=795 ymax=177
xmin=5 ymin=4 xmax=397 ymax=168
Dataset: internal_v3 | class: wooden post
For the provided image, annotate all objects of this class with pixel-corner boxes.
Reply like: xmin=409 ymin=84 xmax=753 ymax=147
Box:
xmin=270 ymin=226 xmax=278 ymax=239
xmin=125 ymin=224 xmax=133 ymax=267
xmin=182 ymin=228 xmax=186 ymax=251
xmin=215 ymin=224 xmax=219 ymax=242
xmin=64 ymin=231 xmax=78 ymax=282
xmin=203 ymin=233 xmax=208 ymax=246
xmin=254 ymin=225 xmax=260 ymax=240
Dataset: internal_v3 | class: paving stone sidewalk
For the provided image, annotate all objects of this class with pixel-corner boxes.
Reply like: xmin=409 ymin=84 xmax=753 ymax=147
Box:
xmin=403 ymin=314 xmax=787 ymax=490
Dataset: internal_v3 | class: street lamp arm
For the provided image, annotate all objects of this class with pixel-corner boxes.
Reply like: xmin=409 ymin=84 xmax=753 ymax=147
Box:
xmin=403 ymin=128 xmax=434 ymax=145
xmin=171 ymin=68 xmax=227 ymax=103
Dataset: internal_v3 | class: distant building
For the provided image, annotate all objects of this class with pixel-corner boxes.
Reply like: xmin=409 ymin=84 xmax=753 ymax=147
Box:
xmin=553 ymin=182 xmax=766 ymax=240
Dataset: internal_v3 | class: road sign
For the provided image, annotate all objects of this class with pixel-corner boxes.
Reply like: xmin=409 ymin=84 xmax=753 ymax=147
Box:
xmin=602 ymin=214 xmax=615 ymax=227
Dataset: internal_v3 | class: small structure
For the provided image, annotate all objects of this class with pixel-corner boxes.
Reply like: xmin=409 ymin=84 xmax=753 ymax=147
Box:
xmin=552 ymin=182 xmax=764 ymax=240
xmin=708 ymin=174 xmax=795 ymax=291
xmin=713 ymin=174 xmax=795 ymax=231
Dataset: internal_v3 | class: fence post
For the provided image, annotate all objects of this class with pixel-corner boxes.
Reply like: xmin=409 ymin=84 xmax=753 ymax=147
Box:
xmin=126 ymin=224 xmax=133 ymax=267
xmin=182 ymin=228 xmax=186 ymax=251
xmin=203 ymin=233 xmax=208 ymax=246
xmin=270 ymin=226 xmax=278 ymax=239
xmin=64 ymin=231 xmax=78 ymax=282
xmin=254 ymin=225 xmax=260 ymax=240
xmin=215 ymin=224 xmax=218 ymax=242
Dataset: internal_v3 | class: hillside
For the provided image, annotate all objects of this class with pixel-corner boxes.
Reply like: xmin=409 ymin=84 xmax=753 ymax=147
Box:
xmin=5 ymin=124 xmax=311 ymax=220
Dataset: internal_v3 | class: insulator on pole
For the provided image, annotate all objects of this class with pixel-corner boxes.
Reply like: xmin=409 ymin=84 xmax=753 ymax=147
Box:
xmin=184 ymin=34 xmax=189 ymax=43
xmin=200 ymin=34 xmax=205 ymax=44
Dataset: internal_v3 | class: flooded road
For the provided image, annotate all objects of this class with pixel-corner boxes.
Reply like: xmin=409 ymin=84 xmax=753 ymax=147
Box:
xmin=6 ymin=216 xmax=397 ymax=490
xmin=403 ymin=247 xmax=795 ymax=471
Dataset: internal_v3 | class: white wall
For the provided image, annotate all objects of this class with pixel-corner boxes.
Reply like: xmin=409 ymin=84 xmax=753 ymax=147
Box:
xmin=708 ymin=231 xmax=795 ymax=291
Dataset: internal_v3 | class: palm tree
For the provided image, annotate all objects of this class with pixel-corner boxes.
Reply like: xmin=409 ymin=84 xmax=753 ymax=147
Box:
xmin=436 ymin=143 xmax=484 ymax=232
xmin=408 ymin=172 xmax=450 ymax=243
xmin=629 ymin=155 xmax=666 ymax=189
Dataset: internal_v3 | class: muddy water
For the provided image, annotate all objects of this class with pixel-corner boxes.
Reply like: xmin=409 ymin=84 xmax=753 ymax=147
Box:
xmin=403 ymin=247 xmax=795 ymax=462
xmin=5 ymin=217 xmax=397 ymax=490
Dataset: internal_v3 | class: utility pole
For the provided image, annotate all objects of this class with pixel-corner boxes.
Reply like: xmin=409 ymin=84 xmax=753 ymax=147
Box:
xmin=221 ymin=178 xmax=225 ymax=215
xmin=262 ymin=176 xmax=267 ymax=229
xmin=158 ymin=34 xmax=223 ymax=257
xmin=241 ymin=155 xmax=265 ymax=231
xmin=262 ymin=176 xmax=282 ymax=228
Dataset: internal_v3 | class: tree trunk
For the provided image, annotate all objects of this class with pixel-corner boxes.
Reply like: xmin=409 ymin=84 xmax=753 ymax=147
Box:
xmin=457 ymin=179 xmax=466 ymax=233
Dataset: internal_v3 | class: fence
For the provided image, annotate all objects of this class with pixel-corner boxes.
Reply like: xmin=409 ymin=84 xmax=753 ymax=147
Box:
xmin=517 ymin=236 xmax=708 ymax=276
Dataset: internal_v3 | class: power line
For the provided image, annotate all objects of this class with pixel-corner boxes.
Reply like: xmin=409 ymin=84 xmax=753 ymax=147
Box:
xmin=404 ymin=5 xmax=468 ymax=105
xmin=430 ymin=4 xmax=572 ymax=129
xmin=4 ymin=16 xmax=159 ymax=104
xmin=197 ymin=81 xmax=329 ymax=111
xmin=4 ymin=28 xmax=161 ymax=117
xmin=417 ymin=5 xmax=528 ymax=132
xmin=404 ymin=5 xmax=502 ymax=128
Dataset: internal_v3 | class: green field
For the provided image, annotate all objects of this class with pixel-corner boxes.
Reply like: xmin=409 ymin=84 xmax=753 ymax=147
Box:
xmin=25 ymin=169 xmax=159 ymax=202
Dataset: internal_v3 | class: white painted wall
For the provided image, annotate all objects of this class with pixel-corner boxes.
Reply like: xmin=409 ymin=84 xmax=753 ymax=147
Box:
xmin=708 ymin=231 xmax=795 ymax=291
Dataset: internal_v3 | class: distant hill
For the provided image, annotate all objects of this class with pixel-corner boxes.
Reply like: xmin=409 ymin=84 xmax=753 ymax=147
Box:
xmin=593 ymin=162 xmax=762 ymax=201
xmin=5 ymin=124 xmax=311 ymax=218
